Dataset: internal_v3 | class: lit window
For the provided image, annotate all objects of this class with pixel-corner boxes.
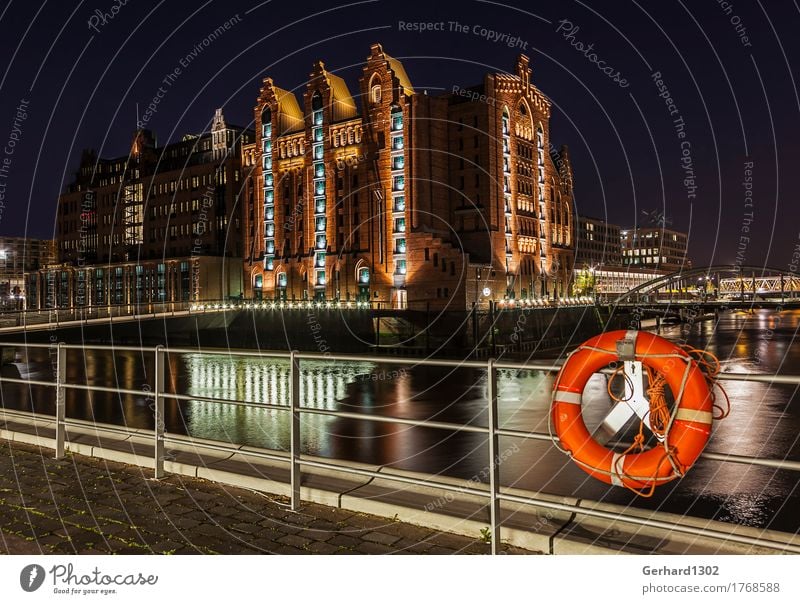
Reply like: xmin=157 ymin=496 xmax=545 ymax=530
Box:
xmin=371 ymin=85 xmax=382 ymax=104
xmin=391 ymin=112 xmax=403 ymax=131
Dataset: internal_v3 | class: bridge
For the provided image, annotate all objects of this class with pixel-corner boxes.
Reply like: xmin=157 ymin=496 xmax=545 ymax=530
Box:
xmin=610 ymin=265 xmax=800 ymax=305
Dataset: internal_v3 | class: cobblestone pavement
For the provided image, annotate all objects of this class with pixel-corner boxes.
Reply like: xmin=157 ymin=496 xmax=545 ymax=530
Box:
xmin=0 ymin=440 xmax=535 ymax=555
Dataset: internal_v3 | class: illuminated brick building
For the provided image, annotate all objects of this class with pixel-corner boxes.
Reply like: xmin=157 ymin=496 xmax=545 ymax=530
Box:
xmin=26 ymin=109 xmax=252 ymax=309
xmin=242 ymin=45 xmax=575 ymax=308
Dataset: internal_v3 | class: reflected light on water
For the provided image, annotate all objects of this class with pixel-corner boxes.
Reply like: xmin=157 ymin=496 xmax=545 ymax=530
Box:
xmin=182 ymin=354 xmax=375 ymax=455
xmin=2 ymin=309 xmax=799 ymax=531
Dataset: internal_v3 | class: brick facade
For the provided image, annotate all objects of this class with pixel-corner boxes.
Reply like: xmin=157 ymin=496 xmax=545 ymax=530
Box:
xmin=28 ymin=109 xmax=252 ymax=308
xmin=243 ymin=45 xmax=575 ymax=309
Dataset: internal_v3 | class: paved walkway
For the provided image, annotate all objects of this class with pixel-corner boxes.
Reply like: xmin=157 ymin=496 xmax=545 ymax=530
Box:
xmin=0 ymin=440 xmax=533 ymax=555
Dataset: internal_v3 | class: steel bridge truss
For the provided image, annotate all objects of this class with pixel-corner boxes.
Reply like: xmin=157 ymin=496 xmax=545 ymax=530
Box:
xmin=611 ymin=265 xmax=800 ymax=304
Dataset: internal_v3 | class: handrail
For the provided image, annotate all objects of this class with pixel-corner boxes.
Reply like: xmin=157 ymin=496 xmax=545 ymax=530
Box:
xmin=6 ymin=339 xmax=800 ymax=383
xmin=1 ymin=339 xmax=799 ymax=554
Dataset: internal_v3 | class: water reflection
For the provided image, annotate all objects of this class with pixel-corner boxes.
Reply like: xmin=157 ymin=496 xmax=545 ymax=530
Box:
xmin=1 ymin=309 xmax=799 ymax=532
xmin=181 ymin=355 xmax=376 ymax=455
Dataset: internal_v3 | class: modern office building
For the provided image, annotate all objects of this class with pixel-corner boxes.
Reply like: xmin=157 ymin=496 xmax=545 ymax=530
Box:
xmin=25 ymin=109 xmax=252 ymax=309
xmin=588 ymin=266 xmax=667 ymax=298
xmin=621 ymin=226 xmax=690 ymax=273
xmin=574 ymin=216 xmax=622 ymax=268
xmin=241 ymin=45 xmax=575 ymax=308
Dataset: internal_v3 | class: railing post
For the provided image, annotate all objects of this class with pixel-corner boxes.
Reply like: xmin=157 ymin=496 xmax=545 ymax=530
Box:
xmin=486 ymin=357 xmax=501 ymax=555
xmin=54 ymin=343 xmax=66 ymax=460
xmin=154 ymin=345 xmax=166 ymax=479
xmin=289 ymin=350 xmax=301 ymax=510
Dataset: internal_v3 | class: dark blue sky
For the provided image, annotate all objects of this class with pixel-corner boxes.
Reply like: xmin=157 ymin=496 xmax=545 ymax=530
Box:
xmin=0 ymin=0 xmax=798 ymax=268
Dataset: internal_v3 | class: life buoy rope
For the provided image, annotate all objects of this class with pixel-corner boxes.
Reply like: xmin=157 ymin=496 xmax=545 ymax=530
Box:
xmin=550 ymin=330 xmax=730 ymax=497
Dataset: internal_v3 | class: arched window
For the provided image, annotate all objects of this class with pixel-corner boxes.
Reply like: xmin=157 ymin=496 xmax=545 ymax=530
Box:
xmin=311 ymin=92 xmax=323 ymax=112
xmin=517 ymin=100 xmax=533 ymax=140
xmin=261 ymin=108 xmax=271 ymax=138
xmin=369 ymin=74 xmax=382 ymax=105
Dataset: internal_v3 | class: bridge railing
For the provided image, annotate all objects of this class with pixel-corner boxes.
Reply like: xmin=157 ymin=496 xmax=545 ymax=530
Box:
xmin=0 ymin=299 xmax=390 ymax=328
xmin=1 ymin=341 xmax=799 ymax=554
xmin=3 ymin=296 xmax=605 ymax=325
xmin=1 ymin=299 xmax=424 ymax=323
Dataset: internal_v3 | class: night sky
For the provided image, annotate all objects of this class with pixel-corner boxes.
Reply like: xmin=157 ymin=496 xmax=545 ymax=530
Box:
xmin=0 ymin=0 xmax=797 ymax=269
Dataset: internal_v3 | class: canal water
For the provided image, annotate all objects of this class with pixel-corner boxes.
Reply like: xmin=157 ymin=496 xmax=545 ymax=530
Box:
xmin=1 ymin=308 xmax=798 ymax=533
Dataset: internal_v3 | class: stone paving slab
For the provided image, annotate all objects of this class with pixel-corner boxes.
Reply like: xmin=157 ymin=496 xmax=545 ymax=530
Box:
xmin=0 ymin=440 xmax=535 ymax=555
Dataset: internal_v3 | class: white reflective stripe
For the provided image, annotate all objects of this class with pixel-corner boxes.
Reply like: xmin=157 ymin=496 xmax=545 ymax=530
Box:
xmin=610 ymin=452 xmax=626 ymax=487
xmin=674 ymin=408 xmax=714 ymax=425
xmin=553 ymin=391 xmax=582 ymax=405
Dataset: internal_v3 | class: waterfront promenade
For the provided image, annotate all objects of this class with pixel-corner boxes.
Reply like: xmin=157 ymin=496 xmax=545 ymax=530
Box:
xmin=0 ymin=440 xmax=531 ymax=555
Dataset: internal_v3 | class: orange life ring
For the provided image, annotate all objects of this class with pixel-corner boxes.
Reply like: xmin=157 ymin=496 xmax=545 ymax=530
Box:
xmin=551 ymin=329 xmax=714 ymax=491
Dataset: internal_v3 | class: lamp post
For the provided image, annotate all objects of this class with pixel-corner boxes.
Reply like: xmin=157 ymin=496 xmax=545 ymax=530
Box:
xmin=739 ymin=266 xmax=745 ymax=301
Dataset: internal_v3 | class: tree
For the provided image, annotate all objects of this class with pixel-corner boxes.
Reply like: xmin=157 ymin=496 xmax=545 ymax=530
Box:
xmin=572 ymin=269 xmax=596 ymax=297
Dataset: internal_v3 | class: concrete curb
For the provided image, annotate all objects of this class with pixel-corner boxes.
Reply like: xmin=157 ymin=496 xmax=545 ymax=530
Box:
xmin=1 ymin=409 xmax=797 ymax=555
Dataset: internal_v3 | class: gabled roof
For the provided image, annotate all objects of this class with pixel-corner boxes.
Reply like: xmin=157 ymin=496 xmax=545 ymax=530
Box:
xmin=325 ymin=72 xmax=358 ymax=122
xmin=272 ymin=85 xmax=304 ymax=132
xmin=385 ymin=52 xmax=414 ymax=95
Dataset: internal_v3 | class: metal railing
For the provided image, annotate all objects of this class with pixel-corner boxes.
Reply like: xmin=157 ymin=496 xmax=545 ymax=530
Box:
xmin=2 ymin=296 xmax=608 ymax=326
xmin=1 ymin=341 xmax=800 ymax=554
xmin=0 ymin=300 xmax=401 ymax=331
